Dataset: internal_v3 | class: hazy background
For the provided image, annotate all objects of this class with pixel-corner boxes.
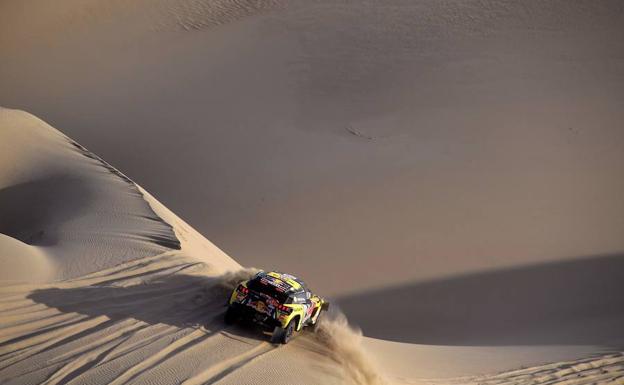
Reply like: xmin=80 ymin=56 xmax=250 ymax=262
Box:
xmin=2 ymin=0 xmax=624 ymax=297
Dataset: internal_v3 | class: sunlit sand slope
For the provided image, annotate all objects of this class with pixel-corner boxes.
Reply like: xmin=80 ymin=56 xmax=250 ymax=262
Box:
xmin=0 ymin=109 xmax=379 ymax=385
xmin=0 ymin=108 xmax=181 ymax=280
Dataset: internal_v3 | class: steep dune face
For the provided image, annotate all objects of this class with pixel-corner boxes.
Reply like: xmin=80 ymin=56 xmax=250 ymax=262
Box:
xmin=0 ymin=111 xmax=379 ymax=385
xmin=0 ymin=112 xmax=621 ymax=385
xmin=1 ymin=1 xmax=624 ymax=383
xmin=0 ymin=108 xmax=180 ymax=280
xmin=2 ymin=0 xmax=623 ymax=298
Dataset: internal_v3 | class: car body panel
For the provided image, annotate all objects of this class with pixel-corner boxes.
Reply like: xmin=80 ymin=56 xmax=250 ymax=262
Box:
xmin=227 ymin=271 xmax=327 ymax=331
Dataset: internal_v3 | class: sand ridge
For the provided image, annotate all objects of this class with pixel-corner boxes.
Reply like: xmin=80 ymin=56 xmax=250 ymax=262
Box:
xmin=0 ymin=110 xmax=382 ymax=385
xmin=3 ymin=0 xmax=623 ymax=298
xmin=1 ymin=109 xmax=621 ymax=385
xmin=1 ymin=0 xmax=623 ymax=381
xmin=0 ymin=108 xmax=182 ymax=280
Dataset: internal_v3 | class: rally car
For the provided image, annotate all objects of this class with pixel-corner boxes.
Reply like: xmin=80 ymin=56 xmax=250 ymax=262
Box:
xmin=224 ymin=270 xmax=329 ymax=344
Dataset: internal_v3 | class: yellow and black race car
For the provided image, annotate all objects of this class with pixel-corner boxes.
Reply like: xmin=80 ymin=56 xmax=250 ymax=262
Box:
xmin=225 ymin=270 xmax=329 ymax=344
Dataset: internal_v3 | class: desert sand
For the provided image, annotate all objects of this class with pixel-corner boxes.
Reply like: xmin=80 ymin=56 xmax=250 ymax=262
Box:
xmin=0 ymin=108 xmax=361 ymax=385
xmin=2 ymin=0 xmax=624 ymax=297
xmin=0 ymin=110 xmax=622 ymax=384
xmin=1 ymin=0 xmax=624 ymax=384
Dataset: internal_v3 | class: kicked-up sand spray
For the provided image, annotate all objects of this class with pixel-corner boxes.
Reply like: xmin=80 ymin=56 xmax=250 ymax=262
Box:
xmin=316 ymin=309 xmax=388 ymax=385
xmin=211 ymin=268 xmax=387 ymax=384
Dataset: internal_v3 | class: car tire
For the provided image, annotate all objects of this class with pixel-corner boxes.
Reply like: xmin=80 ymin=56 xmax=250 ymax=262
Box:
xmin=272 ymin=319 xmax=296 ymax=344
xmin=224 ymin=306 xmax=238 ymax=325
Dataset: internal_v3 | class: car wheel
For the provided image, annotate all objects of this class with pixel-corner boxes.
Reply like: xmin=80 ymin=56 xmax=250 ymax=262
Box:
xmin=272 ymin=319 xmax=296 ymax=344
xmin=224 ymin=306 xmax=238 ymax=325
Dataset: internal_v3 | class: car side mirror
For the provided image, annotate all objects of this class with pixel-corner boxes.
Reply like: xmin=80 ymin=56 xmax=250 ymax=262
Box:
xmin=321 ymin=302 xmax=329 ymax=311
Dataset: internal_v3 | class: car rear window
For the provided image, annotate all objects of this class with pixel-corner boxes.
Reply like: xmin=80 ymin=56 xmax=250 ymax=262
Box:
xmin=247 ymin=277 xmax=290 ymax=303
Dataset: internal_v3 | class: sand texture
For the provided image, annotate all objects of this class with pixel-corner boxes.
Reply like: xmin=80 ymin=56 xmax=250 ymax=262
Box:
xmin=1 ymin=0 xmax=623 ymax=383
xmin=0 ymin=110 xmax=373 ymax=385
xmin=1 ymin=109 xmax=622 ymax=385
xmin=2 ymin=0 xmax=623 ymax=297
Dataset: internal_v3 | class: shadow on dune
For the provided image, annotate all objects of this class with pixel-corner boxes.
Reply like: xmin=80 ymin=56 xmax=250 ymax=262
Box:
xmin=0 ymin=175 xmax=92 ymax=246
xmin=24 ymin=271 xmax=269 ymax=343
xmin=19 ymin=270 xmax=385 ymax=385
xmin=336 ymin=254 xmax=624 ymax=346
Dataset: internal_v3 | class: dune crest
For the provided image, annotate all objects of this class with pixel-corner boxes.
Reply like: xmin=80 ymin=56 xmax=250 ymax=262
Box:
xmin=0 ymin=109 xmax=382 ymax=385
xmin=0 ymin=109 xmax=622 ymax=384
xmin=0 ymin=108 xmax=184 ymax=280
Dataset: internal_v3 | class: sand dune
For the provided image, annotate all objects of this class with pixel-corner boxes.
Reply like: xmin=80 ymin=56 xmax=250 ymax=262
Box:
xmin=0 ymin=110 xmax=380 ymax=385
xmin=0 ymin=259 xmax=345 ymax=385
xmin=2 ymin=0 xmax=623 ymax=298
xmin=1 ymin=0 xmax=623 ymax=383
xmin=1 ymin=109 xmax=621 ymax=385
xmin=0 ymin=109 xmax=182 ymax=280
